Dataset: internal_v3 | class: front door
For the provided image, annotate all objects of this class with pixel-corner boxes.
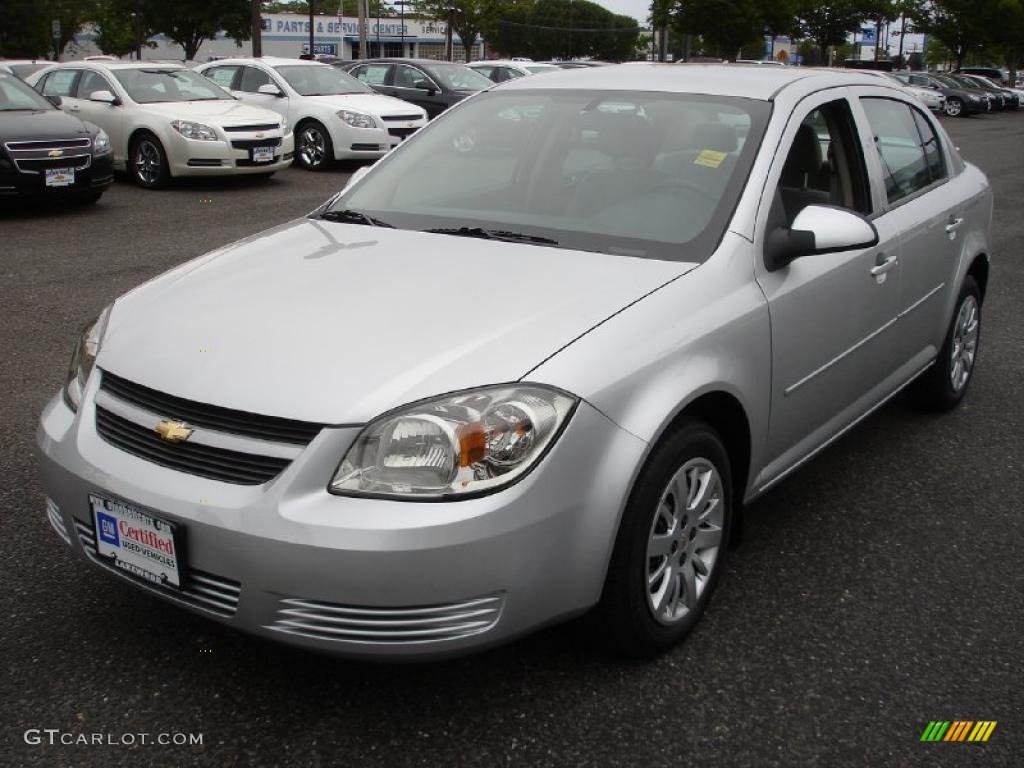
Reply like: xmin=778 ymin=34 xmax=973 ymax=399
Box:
xmin=755 ymin=93 xmax=903 ymax=484
xmin=391 ymin=64 xmax=443 ymax=117
xmin=71 ymin=70 xmax=125 ymax=165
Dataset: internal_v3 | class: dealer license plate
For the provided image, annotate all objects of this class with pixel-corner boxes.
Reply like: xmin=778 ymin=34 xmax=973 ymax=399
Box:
xmin=90 ymin=494 xmax=182 ymax=588
xmin=45 ymin=167 xmax=74 ymax=187
xmin=251 ymin=146 xmax=274 ymax=163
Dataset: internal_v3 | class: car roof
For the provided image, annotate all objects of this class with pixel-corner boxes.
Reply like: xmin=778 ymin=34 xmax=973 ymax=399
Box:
xmin=44 ymin=60 xmax=184 ymax=71
xmin=200 ymin=57 xmax=332 ymax=68
xmin=497 ymin=62 xmax=889 ymax=101
xmin=348 ymin=58 xmax=466 ymax=67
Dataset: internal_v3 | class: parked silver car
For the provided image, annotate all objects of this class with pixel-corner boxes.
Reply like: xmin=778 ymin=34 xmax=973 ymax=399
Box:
xmin=38 ymin=65 xmax=992 ymax=660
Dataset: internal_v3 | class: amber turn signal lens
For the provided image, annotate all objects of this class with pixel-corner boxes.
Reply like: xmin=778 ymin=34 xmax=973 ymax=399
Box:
xmin=457 ymin=422 xmax=487 ymax=467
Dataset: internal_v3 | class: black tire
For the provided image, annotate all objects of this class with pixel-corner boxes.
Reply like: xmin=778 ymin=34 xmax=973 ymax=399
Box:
xmin=295 ymin=120 xmax=334 ymax=171
xmin=129 ymin=132 xmax=170 ymax=188
xmin=945 ymin=98 xmax=964 ymax=118
xmin=910 ymin=276 xmax=982 ymax=411
xmin=596 ymin=419 xmax=734 ymax=658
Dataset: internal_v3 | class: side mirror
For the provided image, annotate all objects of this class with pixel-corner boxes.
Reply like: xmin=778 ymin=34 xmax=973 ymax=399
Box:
xmin=257 ymin=83 xmax=283 ymax=97
xmin=766 ymin=205 xmax=879 ymax=271
xmin=89 ymin=89 xmax=118 ymax=105
xmin=342 ymin=164 xmax=372 ymax=190
xmin=45 ymin=94 xmax=62 ymax=108
xmin=414 ymin=80 xmax=436 ymax=94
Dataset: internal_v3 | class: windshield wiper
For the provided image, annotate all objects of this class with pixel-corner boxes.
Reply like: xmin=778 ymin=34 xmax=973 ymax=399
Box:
xmin=423 ymin=227 xmax=558 ymax=246
xmin=319 ymin=209 xmax=394 ymax=228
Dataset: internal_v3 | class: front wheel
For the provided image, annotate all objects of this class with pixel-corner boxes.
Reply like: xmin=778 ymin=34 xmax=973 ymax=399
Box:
xmin=596 ymin=419 xmax=733 ymax=658
xmin=130 ymin=133 xmax=169 ymax=188
xmin=295 ymin=121 xmax=334 ymax=171
xmin=944 ymin=98 xmax=963 ymax=117
xmin=910 ymin=276 xmax=981 ymax=411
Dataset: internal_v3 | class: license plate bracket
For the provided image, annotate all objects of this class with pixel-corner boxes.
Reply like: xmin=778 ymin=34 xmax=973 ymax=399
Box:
xmin=45 ymin=167 xmax=74 ymax=187
xmin=251 ymin=146 xmax=274 ymax=163
xmin=90 ymin=494 xmax=182 ymax=588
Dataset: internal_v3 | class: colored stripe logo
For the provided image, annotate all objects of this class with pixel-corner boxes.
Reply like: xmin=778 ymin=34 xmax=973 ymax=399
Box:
xmin=920 ymin=721 xmax=997 ymax=742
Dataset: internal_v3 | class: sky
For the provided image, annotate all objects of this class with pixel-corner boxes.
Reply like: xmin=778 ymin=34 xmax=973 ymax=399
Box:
xmin=598 ymin=0 xmax=650 ymax=23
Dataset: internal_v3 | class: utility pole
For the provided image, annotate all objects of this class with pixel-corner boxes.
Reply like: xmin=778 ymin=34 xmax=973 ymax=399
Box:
xmin=446 ymin=6 xmax=454 ymax=62
xmin=308 ymin=1 xmax=315 ymax=57
xmin=358 ymin=0 xmax=368 ymax=59
xmin=251 ymin=0 xmax=262 ymax=57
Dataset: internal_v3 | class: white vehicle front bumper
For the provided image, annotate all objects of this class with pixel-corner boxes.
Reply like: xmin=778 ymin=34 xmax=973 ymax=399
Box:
xmin=167 ymin=131 xmax=295 ymax=177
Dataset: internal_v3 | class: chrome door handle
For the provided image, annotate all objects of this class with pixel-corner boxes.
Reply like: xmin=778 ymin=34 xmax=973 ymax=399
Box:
xmin=870 ymin=253 xmax=899 ymax=277
xmin=945 ymin=216 xmax=964 ymax=234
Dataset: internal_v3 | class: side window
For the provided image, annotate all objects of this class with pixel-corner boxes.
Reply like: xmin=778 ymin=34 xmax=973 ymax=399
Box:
xmin=239 ymin=66 xmax=272 ymax=93
xmin=394 ymin=65 xmax=429 ymax=89
xmin=76 ymin=70 xmax=113 ymax=99
xmin=776 ymin=99 xmax=871 ymax=224
xmin=205 ymin=66 xmax=240 ymax=90
xmin=473 ymin=65 xmax=495 ymax=81
xmin=911 ymin=109 xmax=946 ymax=184
xmin=41 ymin=69 xmax=80 ymax=98
xmin=861 ymin=98 xmax=943 ymax=204
xmin=354 ymin=64 xmax=390 ymax=86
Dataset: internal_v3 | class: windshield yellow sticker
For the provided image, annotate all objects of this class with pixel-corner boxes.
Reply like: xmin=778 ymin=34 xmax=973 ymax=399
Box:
xmin=694 ymin=149 xmax=728 ymax=168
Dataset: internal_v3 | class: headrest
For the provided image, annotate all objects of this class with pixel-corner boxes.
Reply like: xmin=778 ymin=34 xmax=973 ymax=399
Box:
xmin=780 ymin=123 xmax=822 ymax=189
xmin=586 ymin=111 xmax=656 ymax=164
xmin=690 ymin=122 xmax=738 ymax=154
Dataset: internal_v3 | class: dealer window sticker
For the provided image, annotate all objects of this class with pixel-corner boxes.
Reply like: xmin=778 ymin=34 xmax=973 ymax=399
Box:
xmin=694 ymin=149 xmax=728 ymax=168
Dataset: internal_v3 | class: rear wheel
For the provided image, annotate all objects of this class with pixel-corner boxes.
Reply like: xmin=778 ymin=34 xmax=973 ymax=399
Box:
xmin=945 ymin=98 xmax=963 ymax=117
xmin=295 ymin=121 xmax=333 ymax=171
xmin=596 ymin=419 xmax=733 ymax=658
xmin=910 ymin=276 xmax=981 ymax=411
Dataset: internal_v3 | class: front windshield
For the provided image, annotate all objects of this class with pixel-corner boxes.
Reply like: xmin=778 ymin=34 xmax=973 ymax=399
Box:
xmin=114 ymin=68 xmax=234 ymax=103
xmin=425 ymin=62 xmax=492 ymax=91
xmin=332 ymin=89 xmax=770 ymax=261
xmin=0 ymin=74 xmax=54 ymax=111
xmin=275 ymin=65 xmax=372 ymax=96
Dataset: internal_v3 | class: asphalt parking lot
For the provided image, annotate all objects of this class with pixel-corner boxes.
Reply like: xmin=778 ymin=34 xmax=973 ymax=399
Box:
xmin=2 ymin=114 xmax=1022 ymax=767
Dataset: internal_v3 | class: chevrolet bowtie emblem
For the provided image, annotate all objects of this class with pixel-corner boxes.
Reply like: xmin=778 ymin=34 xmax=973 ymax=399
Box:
xmin=154 ymin=420 xmax=193 ymax=443
xmin=255 ymin=132 xmax=264 ymax=138
xmin=48 ymin=149 xmax=63 ymax=157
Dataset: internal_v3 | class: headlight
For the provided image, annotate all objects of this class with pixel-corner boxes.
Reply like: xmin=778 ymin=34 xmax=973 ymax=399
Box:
xmin=170 ymin=120 xmax=218 ymax=140
xmin=330 ymin=385 xmax=577 ymax=499
xmin=337 ymin=110 xmax=375 ymax=129
xmin=92 ymin=128 xmax=111 ymax=155
xmin=969 ymin=95 xmax=981 ymax=101
xmin=63 ymin=306 xmax=112 ymax=412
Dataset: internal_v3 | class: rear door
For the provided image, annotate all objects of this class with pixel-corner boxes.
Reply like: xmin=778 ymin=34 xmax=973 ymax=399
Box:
xmin=858 ymin=96 xmax=969 ymax=366
xmin=349 ymin=63 xmax=393 ymax=97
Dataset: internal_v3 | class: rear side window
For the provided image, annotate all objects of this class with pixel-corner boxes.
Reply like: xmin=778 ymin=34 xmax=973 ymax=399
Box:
xmin=353 ymin=64 xmax=390 ymax=86
xmin=204 ymin=66 xmax=240 ymax=90
xmin=239 ymin=66 xmax=272 ymax=92
xmin=40 ymin=69 xmax=80 ymax=97
xmin=861 ymin=98 xmax=945 ymax=204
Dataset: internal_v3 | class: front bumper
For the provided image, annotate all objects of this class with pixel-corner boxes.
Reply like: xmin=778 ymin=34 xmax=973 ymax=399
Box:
xmin=167 ymin=131 xmax=295 ymax=177
xmin=37 ymin=383 xmax=646 ymax=660
xmin=0 ymin=151 xmax=113 ymax=197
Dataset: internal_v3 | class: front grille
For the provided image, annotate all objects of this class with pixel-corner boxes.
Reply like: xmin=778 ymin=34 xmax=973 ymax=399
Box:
xmin=350 ymin=143 xmax=386 ymax=152
xmin=46 ymin=497 xmax=71 ymax=545
xmin=75 ymin=520 xmax=241 ymax=616
xmin=223 ymin=123 xmax=280 ymax=132
xmin=13 ymin=154 xmax=91 ymax=174
xmin=266 ymin=594 xmax=504 ymax=644
xmin=230 ymin=138 xmax=283 ymax=150
xmin=100 ymin=371 xmax=323 ymax=445
xmin=381 ymin=114 xmax=422 ymax=122
xmin=96 ymin=407 xmax=290 ymax=485
xmin=387 ymin=127 xmax=418 ymax=139
xmin=5 ymin=138 xmax=90 ymax=151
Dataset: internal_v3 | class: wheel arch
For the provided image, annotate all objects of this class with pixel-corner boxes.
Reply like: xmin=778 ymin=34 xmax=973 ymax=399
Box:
xmin=966 ymin=252 xmax=990 ymax=302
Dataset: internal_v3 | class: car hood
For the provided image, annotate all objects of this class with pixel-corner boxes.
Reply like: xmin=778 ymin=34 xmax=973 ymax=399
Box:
xmin=0 ymin=108 xmax=95 ymax=143
xmin=138 ymin=100 xmax=280 ymax=126
xmin=306 ymin=93 xmax=425 ymax=117
xmin=99 ymin=219 xmax=693 ymax=424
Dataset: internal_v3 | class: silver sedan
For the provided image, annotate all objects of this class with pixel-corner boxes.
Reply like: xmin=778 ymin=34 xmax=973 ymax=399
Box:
xmin=38 ymin=64 xmax=992 ymax=660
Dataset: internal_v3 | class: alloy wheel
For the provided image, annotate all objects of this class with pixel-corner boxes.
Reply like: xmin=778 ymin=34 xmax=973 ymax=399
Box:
xmin=945 ymin=100 xmax=962 ymax=117
xmin=646 ymin=458 xmax=725 ymax=625
xmin=299 ymin=127 xmax=326 ymax=167
xmin=950 ymin=294 xmax=979 ymax=392
xmin=135 ymin=139 xmax=162 ymax=185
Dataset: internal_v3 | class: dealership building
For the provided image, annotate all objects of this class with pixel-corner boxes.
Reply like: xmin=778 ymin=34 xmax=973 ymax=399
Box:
xmin=68 ymin=12 xmax=484 ymax=63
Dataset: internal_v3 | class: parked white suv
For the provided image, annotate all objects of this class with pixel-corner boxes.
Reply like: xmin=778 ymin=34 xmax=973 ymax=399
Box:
xmin=27 ymin=61 xmax=293 ymax=188
xmin=195 ymin=58 xmax=428 ymax=170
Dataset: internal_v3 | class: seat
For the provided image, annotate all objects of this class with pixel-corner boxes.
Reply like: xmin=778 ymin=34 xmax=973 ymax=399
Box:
xmin=779 ymin=123 xmax=830 ymax=222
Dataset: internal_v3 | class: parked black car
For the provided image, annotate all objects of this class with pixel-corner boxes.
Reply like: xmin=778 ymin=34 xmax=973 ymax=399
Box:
xmin=956 ymin=73 xmax=1020 ymax=109
xmin=894 ymin=72 xmax=991 ymax=117
xmin=338 ymin=58 xmax=492 ymax=118
xmin=0 ymin=73 xmax=113 ymax=203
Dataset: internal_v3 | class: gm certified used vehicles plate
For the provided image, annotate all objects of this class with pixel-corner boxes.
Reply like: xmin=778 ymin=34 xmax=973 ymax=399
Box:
xmin=38 ymin=65 xmax=992 ymax=660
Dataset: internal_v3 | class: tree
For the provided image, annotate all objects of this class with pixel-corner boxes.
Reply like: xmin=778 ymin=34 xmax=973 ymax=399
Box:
xmin=415 ymin=1 xmax=519 ymax=62
xmin=143 ymin=0 xmax=252 ymax=60
xmin=675 ymin=0 xmax=766 ymax=60
xmin=796 ymin=0 xmax=867 ymax=60
xmin=488 ymin=0 xmax=639 ymax=61
xmin=92 ymin=0 xmax=157 ymax=57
